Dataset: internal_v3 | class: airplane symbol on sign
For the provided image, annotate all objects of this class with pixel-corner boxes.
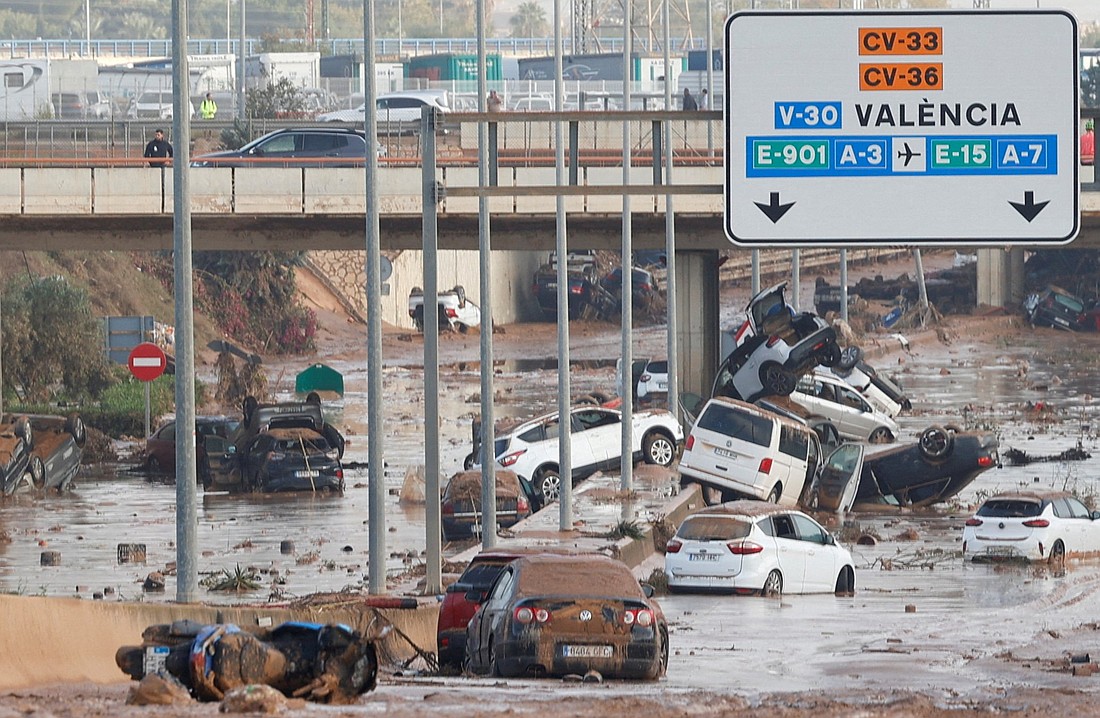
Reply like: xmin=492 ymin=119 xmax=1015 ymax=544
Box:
xmin=896 ymin=142 xmax=922 ymax=167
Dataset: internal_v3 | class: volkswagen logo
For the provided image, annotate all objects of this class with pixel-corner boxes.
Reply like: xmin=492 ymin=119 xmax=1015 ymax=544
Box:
xmin=725 ymin=440 xmax=732 ymax=448
xmin=579 ymin=610 xmax=592 ymax=622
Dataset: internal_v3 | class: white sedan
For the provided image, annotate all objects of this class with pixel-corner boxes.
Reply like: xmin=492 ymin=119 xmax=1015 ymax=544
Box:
xmin=493 ymin=406 xmax=683 ymax=501
xmin=665 ymin=501 xmax=856 ymax=596
xmin=962 ymin=491 xmax=1100 ymax=563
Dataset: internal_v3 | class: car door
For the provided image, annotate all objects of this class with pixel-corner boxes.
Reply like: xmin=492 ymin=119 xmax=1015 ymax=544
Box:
xmin=301 ymin=132 xmax=340 ymax=165
xmin=770 ymin=513 xmax=808 ymax=593
xmin=471 ymin=566 xmax=516 ymax=670
xmin=813 ymin=443 xmax=865 ymax=514
xmin=833 ymin=384 xmax=876 ymax=439
xmin=1062 ymin=496 xmax=1096 ymax=551
xmin=791 ymin=513 xmax=837 ymax=592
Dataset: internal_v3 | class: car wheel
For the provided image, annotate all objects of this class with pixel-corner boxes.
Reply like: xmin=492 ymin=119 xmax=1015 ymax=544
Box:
xmin=575 ymin=394 xmax=598 ymax=406
xmin=642 ymin=431 xmax=676 ymax=467
xmin=15 ymin=416 xmax=32 ymax=449
xmin=28 ymin=456 xmax=45 ymax=489
xmin=147 ymin=455 xmax=162 ymax=472
xmin=868 ymin=427 xmax=893 ymax=444
xmin=762 ymin=569 xmax=783 ymax=597
xmin=919 ymin=425 xmax=954 ymax=461
xmin=818 ymin=343 xmax=841 ymax=368
xmin=760 ymin=362 xmax=797 ymax=396
xmin=589 ymin=390 xmax=612 ymax=404
xmin=836 ymin=346 xmax=862 ymax=371
xmin=463 ymin=452 xmax=477 ymax=470
xmin=487 ymin=638 xmax=500 ymax=677
xmin=656 ymin=625 xmax=670 ymax=678
xmin=537 ymin=468 xmax=561 ymax=502
xmin=1048 ymin=540 xmax=1066 ymax=567
xmin=834 ymin=566 xmax=856 ymax=595
xmin=766 ymin=483 xmax=782 ymax=504
xmin=65 ymin=415 xmax=87 ymax=448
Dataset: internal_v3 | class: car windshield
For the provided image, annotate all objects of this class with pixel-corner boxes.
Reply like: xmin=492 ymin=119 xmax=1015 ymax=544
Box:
xmin=696 ymin=404 xmax=773 ymax=446
xmin=1053 ymin=293 xmax=1084 ymax=312
xmin=677 ymin=515 xmax=751 ymax=541
xmin=977 ymin=499 xmax=1043 ymax=518
xmin=456 ymin=560 xmax=511 ymax=591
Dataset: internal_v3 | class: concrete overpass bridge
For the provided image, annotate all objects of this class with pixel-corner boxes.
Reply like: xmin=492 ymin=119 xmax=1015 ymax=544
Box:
xmin=2 ymin=112 xmax=1099 ymax=395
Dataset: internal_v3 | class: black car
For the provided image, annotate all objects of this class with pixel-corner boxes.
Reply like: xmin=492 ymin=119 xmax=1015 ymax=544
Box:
xmin=441 ymin=470 xmax=540 ymax=542
xmin=1023 ymin=286 xmax=1089 ymax=331
xmin=240 ymin=427 xmax=344 ymax=493
xmin=599 ymin=266 xmax=660 ymax=307
xmin=0 ymin=413 xmax=85 ymax=494
xmin=532 ymin=264 xmax=609 ymax=320
xmin=191 ymin=127 xmax=379 ymax=168
xmin=0 ymin=416 xmax=34 ymax=496
xmin=853 ymin=426 xmax=1000 ymax=508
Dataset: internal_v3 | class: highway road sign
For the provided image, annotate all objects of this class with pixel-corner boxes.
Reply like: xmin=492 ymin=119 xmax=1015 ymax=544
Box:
xmin=128 ymin=342 xmax=167 ymax=382
xmin=724 ymin=10 xmax=1080 ymax=247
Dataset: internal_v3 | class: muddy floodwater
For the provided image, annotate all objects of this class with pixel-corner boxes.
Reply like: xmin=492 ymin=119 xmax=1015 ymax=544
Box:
xmin=2 ymin=318 xmax=1100 ymax=632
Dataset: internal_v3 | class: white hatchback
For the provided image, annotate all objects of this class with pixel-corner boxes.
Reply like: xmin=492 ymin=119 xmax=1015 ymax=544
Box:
xmin=492 ymin=406 xmax=683 ymax=501
xmin=665 ymin=501 xmax=856 ymax=595
xmin=962 ymin=491 xmax=1100 ymax=564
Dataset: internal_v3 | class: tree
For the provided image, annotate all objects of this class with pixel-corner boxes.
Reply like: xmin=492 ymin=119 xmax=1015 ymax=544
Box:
xmin=1 ymin=276 xmax=113 ymax=403
xmin=246 ymin=77 xmax=307 ymax=119
xmin=510 ymin=1 xmax=548 ymax=38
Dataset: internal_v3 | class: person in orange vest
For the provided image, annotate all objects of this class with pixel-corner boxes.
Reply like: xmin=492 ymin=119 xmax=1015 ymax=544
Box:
xmin=1082 ymin=120 xmax=1095 ymax=166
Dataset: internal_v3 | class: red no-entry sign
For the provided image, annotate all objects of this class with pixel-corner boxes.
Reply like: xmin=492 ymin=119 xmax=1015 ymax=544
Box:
xmin=128 ymin=342 xmax=167 ymax=382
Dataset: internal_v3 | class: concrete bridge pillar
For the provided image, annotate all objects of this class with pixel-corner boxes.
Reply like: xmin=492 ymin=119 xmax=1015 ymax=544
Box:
xmin=976 ymin=247 xmax=1011 ymax=309
xmin=674 ymin=250 xmax=721 ymax=404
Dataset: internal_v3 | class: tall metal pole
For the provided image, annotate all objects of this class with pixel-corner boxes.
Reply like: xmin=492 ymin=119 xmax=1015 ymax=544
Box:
xmin=619 ymin=0 xmax=634 ymax=492
xmin=85 ymin=0 xmax=91 ymax=56
xmin=554 ymin=0 xmax=573 ymax=531
xmin=477 ymin=0 xmax=498 ymax=549
xmin=237 ymin=0 xmax=246 ymax=120
xmin=171 ymin=0 xmax=198 ymax=604
xmin=839 ymin=248 xmax=849 ymax=323
xmin=705 ymin=0 xmax=714 ymax=152
xmin=791 ymin=248 xmax=801 ymax=311
xmin=364 ymin=0 xmax=387 ymax=595
xmin=422 ymin=106 xmax=441 ymax=595
xmin=662 ymin=0 xmax=678 ymax=418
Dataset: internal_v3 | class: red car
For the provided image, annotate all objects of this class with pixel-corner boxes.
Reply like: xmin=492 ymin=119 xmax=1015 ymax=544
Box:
xmin=144 ymin=416 xmax=240 ymax=486
xmin=437 ymin=548 xmax=583 ymax=670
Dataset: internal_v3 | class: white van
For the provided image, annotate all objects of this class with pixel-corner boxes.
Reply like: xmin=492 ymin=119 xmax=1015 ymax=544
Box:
xmin=678 ymin=397 xmax=822 ymax=507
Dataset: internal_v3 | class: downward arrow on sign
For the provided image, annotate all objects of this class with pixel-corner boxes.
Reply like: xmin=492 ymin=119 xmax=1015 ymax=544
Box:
xmin=754 ymin=192 xmax=795 ymax=224
xmin=1009 ymin=191 xmax=1050 ymax=222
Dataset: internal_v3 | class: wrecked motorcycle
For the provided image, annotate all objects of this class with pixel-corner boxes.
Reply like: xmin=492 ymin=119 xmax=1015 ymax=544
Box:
xmin=116 ymin=619 xmax=385 ymax=704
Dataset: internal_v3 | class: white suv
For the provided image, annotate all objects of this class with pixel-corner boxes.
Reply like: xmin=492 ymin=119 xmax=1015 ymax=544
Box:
xmin=492 ymin=405 xmax=683 ymax=501
xmin=792 ymin=371 xmax=898 ymax=443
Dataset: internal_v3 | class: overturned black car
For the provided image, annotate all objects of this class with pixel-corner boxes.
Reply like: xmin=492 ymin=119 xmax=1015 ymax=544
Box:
xmin=1 ymin=413 xmax=85 ymax=495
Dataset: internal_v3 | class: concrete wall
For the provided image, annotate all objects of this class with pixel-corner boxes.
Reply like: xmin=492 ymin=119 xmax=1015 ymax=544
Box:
xmin=307 ymin=248 xmax=545 ymax=330
xmin=675 ymin=250 xmax=720 ymax=402
xmin=0 ymin=593 xmax=438 ymax=690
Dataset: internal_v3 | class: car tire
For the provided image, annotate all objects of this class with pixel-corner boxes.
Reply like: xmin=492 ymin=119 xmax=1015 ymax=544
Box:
xmin=766 ymin=483 xmax=782 ymax=504
xmin=15 ymin=416 xmax=32 ymax=450
xmin=28 ymin=456 xmax=45 ymax=489
xmin=868 ymin=427 xmax=893 ymax=444
xmin=642 ymin=431 xmax=676 ymax=467
xmin=574 ymin=394 xmax=599 ymax=406
xmin=1048 ymin=540 xmax=1066 ymax=567
xmin=760 ymin=362 xmax=797 ymax=396
xmin=487 ymin=638 xmax=500 ymax=677
xmin=918 ymin=425 xmax=954 ymax=461
xmin=147 ymin=455 xmax=162 ymax=472
xmin=65 ymin=415 xmax=87 ymax=448
xmin=836 ymin=346 xmax=862 ymax=371
xmin=656 ymin=626 xmax=670 ymax=678
xmin=463 ymin=452 xmax=477 ymax=470
xmin=834 ymin=566 xmax=856 ymax=595
xmin=536 ymin=467 xmax=561 ymax=502
xmin=762 ymin=569 xmax=783 ymax=597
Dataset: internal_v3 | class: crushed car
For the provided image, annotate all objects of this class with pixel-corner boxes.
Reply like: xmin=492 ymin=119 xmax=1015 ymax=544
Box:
xmin=791 ymin=370 xmax=898 ymax=443
xmin=441 ymin=469 xmax=540 ymax=542
xmin=679 ymin=397 xmax=999 ymax=511
xmin=209 ymin=396 xmax=346 ymax=494
xmin=1023 ymin=285 xmax=1090 ymax=331
xmin=713 ymin=282 xmax=841 ymax=402
xmin=1 ymin=413 xmax=85 ymax=494
xmin=116 ymin=619 xmax=384 ymax=704
xmin=408 ymin=285 xmax=481 ymax=333
xmin=824 ymin=347 xmax=912 ymax=417
xmin=464 ymin=553 xmax=668 ymax=679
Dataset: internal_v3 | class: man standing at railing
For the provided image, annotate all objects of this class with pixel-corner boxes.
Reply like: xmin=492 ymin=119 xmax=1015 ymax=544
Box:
xmin=200 ymin=93 xmax=218 ymax=120
xmin=682 ymin=88 xmax=698 ymax=112
xmin=143 ymin=129 xmax=173 ymax=167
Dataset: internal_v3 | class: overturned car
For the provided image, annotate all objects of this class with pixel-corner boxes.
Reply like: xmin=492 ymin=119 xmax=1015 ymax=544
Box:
xmin=1 ymin=413 xmax=85 ymax=495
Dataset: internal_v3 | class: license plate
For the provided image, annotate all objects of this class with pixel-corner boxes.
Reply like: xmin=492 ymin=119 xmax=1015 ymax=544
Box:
xmin=714 ymin=447 xmax=737 ymax=459
xmin=689 ymin=553 xmax=718 ymax=562
xmin=657 ymin=382 xmax=668 ymax=391
xmin=985 ymin=546 xmax=1015 ymax=556
xmin=144 ymin=646 xmax=169 ymax=675
xmin=562 ymin=644 xmax=613 ymax=659
xmin=295 ymin=470 xmax=320 ymax=478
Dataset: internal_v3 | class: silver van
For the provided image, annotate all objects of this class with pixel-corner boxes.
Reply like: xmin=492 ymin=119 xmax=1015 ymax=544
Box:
xmin=678 ymin=397 xmax=822 ymax=506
